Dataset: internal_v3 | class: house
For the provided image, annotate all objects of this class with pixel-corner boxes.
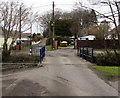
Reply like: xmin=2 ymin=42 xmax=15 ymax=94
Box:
xmin=105 ymin=26 xmax=119 ymax=40
xmin=16 ymin=33 xmax=32 ymax=45
xmin=0 ymin=27 xmax=33 ymax=49
xmin=0 ymin=27 xmax=12 ymax=49
xmin=78 ymin=35 xmax=96 ymax=40
xmin=16 ymin=33 xmax=32 ymax=41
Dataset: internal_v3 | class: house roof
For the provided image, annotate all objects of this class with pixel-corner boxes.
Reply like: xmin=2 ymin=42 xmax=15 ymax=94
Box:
xmin=0 ymin=27 xmax=32 ymax=39
xmin=79 ymin=35 xmax=95 ymax=38
xmin=21 ymin=33 xmax=32 ymax=38
xmin=110 ymin=25 xmax=120 ymax=35
xmin=0 ymin=27 xmax=19 ymax=38
xmin=78 ymin=35 xmax=95 ymax=40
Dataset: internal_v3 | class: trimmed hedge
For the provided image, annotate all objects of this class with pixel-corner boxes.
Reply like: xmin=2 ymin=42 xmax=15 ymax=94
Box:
xmin=2 ymin=55 xmax=40 ymax=63
xmin=2 ymin=50 xmax=10 ymax=62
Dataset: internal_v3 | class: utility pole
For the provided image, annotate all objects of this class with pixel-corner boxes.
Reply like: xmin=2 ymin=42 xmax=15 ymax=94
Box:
xmin=49 ymin=21 xmax=52 ymax=45
xmin=48 ymin=21 xmax=51 ymax=37
xmin=52 ymin=1 xmax=55 ymax=49
xmin=19 ymin=6 xmax=22 ymax=50
xmin=30 ymin=22 xmax=32 ymax=45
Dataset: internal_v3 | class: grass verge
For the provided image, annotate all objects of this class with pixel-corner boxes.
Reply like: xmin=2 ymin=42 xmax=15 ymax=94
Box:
xmin=91 ymin=65 xmax=119 ymax=77
xmin=58 ymin=45 xmax=74 ymax=49
xmin=46 ymin=45 xmax=56 ymax=51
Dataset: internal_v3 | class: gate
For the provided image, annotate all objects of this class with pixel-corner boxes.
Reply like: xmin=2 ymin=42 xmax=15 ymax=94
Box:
xmin=40 ymin=47 xmax=45 ymax=64
xmin=30 ymin=45 xmax=45 ymax=64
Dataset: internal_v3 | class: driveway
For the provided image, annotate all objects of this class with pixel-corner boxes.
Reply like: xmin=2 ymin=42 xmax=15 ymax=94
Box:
xmin=2 ymin=48 xmax=118 ymax=96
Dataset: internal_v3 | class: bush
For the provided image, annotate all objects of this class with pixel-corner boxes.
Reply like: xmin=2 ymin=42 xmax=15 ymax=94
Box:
xmin=95 ymin=53 xmax=120 ymax=66
xmin=2 ymin=54 xmax=36 ymax=63
xmin=34 ymin=56 xmax=40 ymax=63
xmin=46 ymin=38 xmax=52 ymax=45
xmin=9 ymin=55 xmax=34 ymax=63
xmin=2 ymin=50 xmax=10 ymax=62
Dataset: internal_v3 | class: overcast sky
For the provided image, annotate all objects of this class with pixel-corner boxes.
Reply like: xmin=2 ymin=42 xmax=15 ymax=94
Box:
xmin=2 ymin=0 xmax=118 ymax=33
xmin=23 ymin=0 xmax=88 ymax=14
xmin=4 ymin=0 xmax=111 ymax=14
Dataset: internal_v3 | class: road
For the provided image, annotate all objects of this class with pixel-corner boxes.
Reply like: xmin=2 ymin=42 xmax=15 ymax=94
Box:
xmin=2 ymin=48 xmax=118 ymax=96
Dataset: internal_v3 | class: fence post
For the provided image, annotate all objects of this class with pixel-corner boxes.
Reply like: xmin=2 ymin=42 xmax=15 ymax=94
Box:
xmin=43 ymin=47 xmax=45 ymax=58
xmin=40 ymin=46 xmax=45 ymax=64
xmin=77 ymin=47 xmax=79 ymax=56
xmin=35 ymin=46 xmax=36 ymax=56
xmin=82 ymin=47 xmax=84 ymax=58
xmin=30 ymin=47 xmax=32 ymax=55
xmin=33 ymin=46 xmax=35 ymax=55
xmin=40 ymin=48 xmax=42 ymax=64
xmin=80 ymin=47 xmax=81 ymax=57
xmin=91 ymin=48 xmax=94 ymax=63
xmin=86 ymin=48 xmax=88 ymax=61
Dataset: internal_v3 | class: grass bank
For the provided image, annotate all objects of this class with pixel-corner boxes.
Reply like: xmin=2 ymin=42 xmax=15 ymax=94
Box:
xmin=91 ymin=65 xmax=119 ymax=77
xmin=46 ymin=45 xmax=74 ymax=50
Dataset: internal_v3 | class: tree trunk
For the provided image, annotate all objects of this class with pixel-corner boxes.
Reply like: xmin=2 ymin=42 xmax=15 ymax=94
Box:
xmin=9 ymin=40 xmax=15 ymax=54
xmin=3 ymin=39 xmax=8 ymax=51
xmin=104 ymin=40 xmax=110 ymax=54
xmin=2 ymin=39 xmax=10 ymax=61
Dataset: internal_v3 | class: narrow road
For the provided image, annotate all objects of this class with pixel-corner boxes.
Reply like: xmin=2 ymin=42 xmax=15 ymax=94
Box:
xmin=2 ymin=48 xmax=118 ymax=96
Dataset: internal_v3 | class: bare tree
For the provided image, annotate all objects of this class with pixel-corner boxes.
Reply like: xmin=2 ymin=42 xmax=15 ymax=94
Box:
xmin=76 ymin=0 xmax=120 ymax=54
xmin=0 ymin=1 xmax=33 ymax=54
xmin=70 ymin=20 xmax=80 ymax=49
xmin=86 ymin=0 xmax=120 ymax=44
xmin=37 ymin=9 xmax=62 ymax=31
xmin=100 ymin=0 xmax=120 ymax=54
xmin=36 ymin=9 xmax=62 ymax=39
xmin=89 ymin=21 xmax=110 ymax=40
xmin=61 ymin=12 xmax=73 ymax=19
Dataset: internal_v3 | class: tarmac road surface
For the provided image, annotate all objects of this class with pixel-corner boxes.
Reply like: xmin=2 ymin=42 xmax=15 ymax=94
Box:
xmin=2 ymin=48 xmax=118 ymax=96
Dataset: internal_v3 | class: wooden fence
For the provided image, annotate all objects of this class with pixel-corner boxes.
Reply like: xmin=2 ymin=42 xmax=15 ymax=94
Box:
xmin=77 ymin=40 xmax=119 ymax=49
